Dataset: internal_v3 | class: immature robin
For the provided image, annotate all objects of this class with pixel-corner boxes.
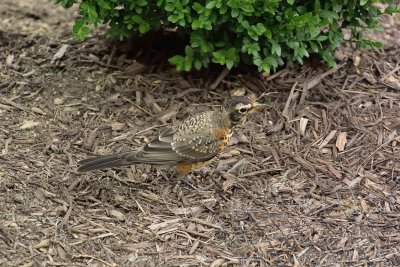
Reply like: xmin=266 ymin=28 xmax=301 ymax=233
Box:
xmin=77 ymin=96 xmax=266 ymax=177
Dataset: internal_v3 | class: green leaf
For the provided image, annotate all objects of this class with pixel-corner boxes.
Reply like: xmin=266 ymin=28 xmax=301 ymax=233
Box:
xmin=385 ymin=4 xmax=400 ymax=13
xmin=98 ymin=0 xmax=111 ymax=9
xmin=212 ymin=48 xmax=238 ymax=68
xmin=316 ymin=35 xmax=328 ymax=41
xmin=72 ymin=20 xmax=90 ymax=41
xmin=219 ymin=5 xmax=228 ymax=14
xmin=360 ymin=0 xmax=368 ymax=6
xmin=265 ymin=56 xmax=278 ymax=69
xmin=309 ymin=41 xmax=318 ymax=52
xmin=72 ymin=19 xmax=84 ymax=33
xmin=231 ymin=8 xmax=239 ymax=17
xmin=194 ymin=59 xmax=202 ymax=70
xmin=271 ymin=41 xmax=281 ymax=56
xmin=53 ymin=0 xmax=75 ymax=8
xmin=314 ymin=0 xmax=320 ymax=11
xmin=263 ymin=28 xmax=272 ymax=39
xmin=185 ymin=46 xmax=194 ymax=58
xmin=190 ymin=32 xmax=202 ymax=47
xmin=139 ymin=22 xmax=150 ymax=33
xmin=80 ymin=2 xmax=98 ymax=23
xmin=168 ymin=14 xmax=179 ymax=23
xmin=169 ymin=55 xmax=185 ymax=66
xmin=165 ymin=2 xmax=175 ymax=11
xmin=137 ymin=0 xmax=147 ymax=7
xmin=183 ymin=58 xmax=192 ymax=71
xmin=131 ymin=15 xmax=143 ymax=24
xmin=287 ymin=0 xmax=294 ymax=6
xmin=240 ymin=3 xmax=254 ymax=13
xmin=206 ymin=0 xmax=217 ymax=9
xmin=227 ymin=0 xmax=238 ymax=8
xmin=242 ymin=40 xmax=260 ymax=56
xmin=322 ymin=50 xmax=337 ymax=68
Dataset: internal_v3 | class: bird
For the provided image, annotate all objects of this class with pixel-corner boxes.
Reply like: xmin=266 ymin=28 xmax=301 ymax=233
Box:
xmin=77 ymin=96 xmax=267 ymax=177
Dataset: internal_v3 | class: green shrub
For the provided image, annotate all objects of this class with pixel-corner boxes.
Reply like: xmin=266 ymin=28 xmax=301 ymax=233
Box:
xmin=54 ymin=0 xmax=399 ymax=72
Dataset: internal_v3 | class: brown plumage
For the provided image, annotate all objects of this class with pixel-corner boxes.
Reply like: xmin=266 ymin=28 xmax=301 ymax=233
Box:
xmin=77 ymin=96 xmax=266 ymax=177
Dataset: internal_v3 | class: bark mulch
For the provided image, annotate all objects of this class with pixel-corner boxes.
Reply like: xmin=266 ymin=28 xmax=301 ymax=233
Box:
xmin=1 ymin=0 xmax=399 ymax=266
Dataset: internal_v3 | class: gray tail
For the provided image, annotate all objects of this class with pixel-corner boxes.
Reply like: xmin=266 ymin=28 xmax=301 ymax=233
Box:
xmin=77 ymin=152 xmax=138 ymax=172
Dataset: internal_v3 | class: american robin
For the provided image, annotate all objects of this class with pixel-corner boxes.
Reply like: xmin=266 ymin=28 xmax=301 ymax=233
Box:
xmin=77 ymin=96 xmax=266 ymax=177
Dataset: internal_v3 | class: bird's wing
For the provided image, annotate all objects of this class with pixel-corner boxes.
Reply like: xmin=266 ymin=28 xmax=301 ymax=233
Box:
xmin=77 ymin=128 xmax=177 ymax=172
xmin=135 ymin=128 xmax=182 ymax=163
xmin=171 ymin=128 xmax=225 ymax=162
xmin=137 ymin=127 xmax=223 ymax=163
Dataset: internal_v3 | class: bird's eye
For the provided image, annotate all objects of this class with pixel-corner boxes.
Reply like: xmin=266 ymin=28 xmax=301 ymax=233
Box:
xmin=239 ymin=107 xmax=248 ymax=113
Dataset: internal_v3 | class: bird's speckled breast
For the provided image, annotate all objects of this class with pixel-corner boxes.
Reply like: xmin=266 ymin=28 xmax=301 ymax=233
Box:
xmin=172 ymin=110 xmax=233 ymax=159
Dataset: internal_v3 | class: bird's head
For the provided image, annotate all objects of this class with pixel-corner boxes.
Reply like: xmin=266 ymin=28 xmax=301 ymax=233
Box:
xmin=223 ymin=96 xmax=267 ymax=126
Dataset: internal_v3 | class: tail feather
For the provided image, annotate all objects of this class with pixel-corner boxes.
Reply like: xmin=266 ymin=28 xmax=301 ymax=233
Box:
xmin=77 ymin=152 xmax=138 ymax=172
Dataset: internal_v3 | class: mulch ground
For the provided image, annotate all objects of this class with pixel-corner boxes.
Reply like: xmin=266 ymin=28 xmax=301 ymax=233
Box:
xmin=1 ymin=1 xmax=400 ymax=266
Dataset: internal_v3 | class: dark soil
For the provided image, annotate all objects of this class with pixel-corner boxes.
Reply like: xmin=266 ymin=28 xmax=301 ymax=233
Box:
xmin=1 ymin=1 xmax=400 ymax=266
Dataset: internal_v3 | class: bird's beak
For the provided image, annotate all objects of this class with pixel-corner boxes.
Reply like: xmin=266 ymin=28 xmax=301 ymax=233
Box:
xmin=251 ymin=101 xmax=268 ymax=110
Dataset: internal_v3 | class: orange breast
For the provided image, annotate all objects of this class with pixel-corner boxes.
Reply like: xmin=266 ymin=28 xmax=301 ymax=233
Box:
xmin=214 ymin=127 xmax=230 ymax=151
xmin=176 ymin=161 xmax=210 ymax=178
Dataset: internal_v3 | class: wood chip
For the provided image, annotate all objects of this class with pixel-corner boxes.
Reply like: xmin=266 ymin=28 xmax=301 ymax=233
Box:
xmin=210 ymin=259 xmax=225 ymax=267
xmin=359 ymin=198 xmax=369 ymax=213
xmin=34 ymin=239 xmax=50 ymax=249
xmin=299 ymin=117 xmax=309 ymax=136
xmin=362 ymin=72 xmax=377 ymax=84
xmin=328 ymin=165 xmax=342 ymax=179
xmin=336 ymin=132 xmax=347 ymax=152
xmin=344 ymin=177 xmax=362 ymax=188
xmin=6 ymin=54 xmax=14 ymax=65
xmin=353 ymin=55 xmax=361 ymax=66
xmin=19 ymin=120 xmax=40 ymax=129
xmin=148 ymin=218 xmax=182 ymax=231
xmin=172 ymin=206 xmax=203 ymax=215
xmin=109 ymin=209 xmax=125 ymax=221
xmin=110 ymin=121 xmax=125 ymax=131
xmin=52 ymin=44 xmax=69 ymax=63
xmin=319 ymin=130 xmax=337 ymax=149
xmin=31 ymin=107 xmax=47 ymax=115
xmin=144 ymin=93 xmax=162 ymax=113
xmin=222 ymin=178 xmax=237 ymax=192
xmin=54 ymin=98 xmax=64 ymax=105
